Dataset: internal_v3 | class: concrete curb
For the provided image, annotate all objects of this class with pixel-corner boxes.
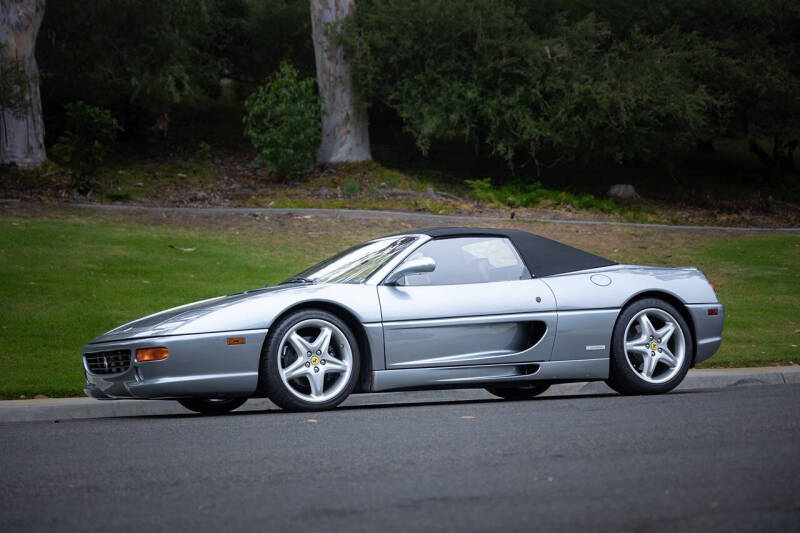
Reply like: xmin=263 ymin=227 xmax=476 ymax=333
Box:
xmin=1 ymin=366 xmax=798 ymax=423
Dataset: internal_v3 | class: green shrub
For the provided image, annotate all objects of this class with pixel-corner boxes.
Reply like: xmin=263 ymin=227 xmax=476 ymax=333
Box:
xmin=243 ymin=63 xmax=321 ymax=177
xmin=195 ymin=141 xmax=212 ymax=161
xmin=49 ymin=102 xmax=122 ymax=194
xmin=466 ymin=177 xmax=621 ymax=214
xmin=104 ymin=188 xmax=133 ymax=202
xmin=465 ymin=178 xmax=496 ymax=204
xmin=342 ymin=180 xmax=360 ymax=198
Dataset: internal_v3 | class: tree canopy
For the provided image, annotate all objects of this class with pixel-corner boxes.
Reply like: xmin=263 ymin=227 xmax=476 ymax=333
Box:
xmin=341 ymin=0 xmax=799 ymax=171
xmin=23 ymin=0 xmax=800 ymax=173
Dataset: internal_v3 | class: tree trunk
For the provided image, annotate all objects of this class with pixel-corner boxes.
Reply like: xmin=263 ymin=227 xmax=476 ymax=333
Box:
xmin=310 ymin=0 xmax=371 ymax=164
xmin=0 ymin=0 xmax=45 ymax=169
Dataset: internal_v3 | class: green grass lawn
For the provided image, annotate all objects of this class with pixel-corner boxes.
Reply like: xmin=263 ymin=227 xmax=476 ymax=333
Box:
xmin=618 ymin=234 xmax=800 ymax=368
xmin=0 ymin=212 xmax=797 ymax=398
xmin=680 ymin=235 xmax=800 ymax=367
xmin=0 ymin=214 xmax=365 ymax=399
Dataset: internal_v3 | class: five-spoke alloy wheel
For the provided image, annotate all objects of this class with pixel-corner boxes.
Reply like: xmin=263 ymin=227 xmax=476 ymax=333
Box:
xmin=263 ymin=309 xmax=360 ymax=411
xmin=607 ymin=298 xmax=694 ymax=395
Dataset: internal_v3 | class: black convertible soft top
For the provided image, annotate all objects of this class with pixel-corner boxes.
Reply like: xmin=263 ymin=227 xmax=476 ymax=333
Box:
xmin=406 ymin=227 xmax=616 ymax=277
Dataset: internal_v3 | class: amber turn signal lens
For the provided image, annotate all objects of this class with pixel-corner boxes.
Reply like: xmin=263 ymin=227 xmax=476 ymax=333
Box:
xmin=227 ymin=337 xmax=246 ymax=345
xmin=136 ymin=347 xmax=169 ymax=362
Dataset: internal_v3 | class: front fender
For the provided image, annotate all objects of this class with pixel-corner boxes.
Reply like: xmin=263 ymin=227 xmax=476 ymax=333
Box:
xmin=169 ymin=283 xmax=382 ymax=335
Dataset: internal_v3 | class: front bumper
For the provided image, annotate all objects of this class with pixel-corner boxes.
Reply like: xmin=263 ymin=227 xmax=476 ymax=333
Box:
xmin=82 ymin=329 xmax=268 ymax=400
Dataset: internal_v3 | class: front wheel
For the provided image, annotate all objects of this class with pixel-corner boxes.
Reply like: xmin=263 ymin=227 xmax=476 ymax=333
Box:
xmin=178 ymin=398 xmax=247 ymax=415
xmin=606 ymin=298 xmax=694 ymax=395
xmin=485 ymin=383 xmax=550 ymax=401
xmin=262 ymin=309 xmax=360 ymax=412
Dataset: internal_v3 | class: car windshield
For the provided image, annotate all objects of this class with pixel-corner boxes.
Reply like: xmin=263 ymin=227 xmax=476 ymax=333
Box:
xmin=283 ymin=236 xmax=418 ymax=284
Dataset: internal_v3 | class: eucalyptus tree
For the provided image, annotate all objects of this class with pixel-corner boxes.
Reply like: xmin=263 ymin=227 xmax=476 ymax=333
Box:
xmin=0 ymin=0 xmax=45 ymax=169
xmin=310 ymin=0 xmax=371 ymax=163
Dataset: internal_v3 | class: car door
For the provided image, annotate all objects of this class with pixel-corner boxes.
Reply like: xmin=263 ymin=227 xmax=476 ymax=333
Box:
xmin=377 ymin=236 xmax=557 ymax=369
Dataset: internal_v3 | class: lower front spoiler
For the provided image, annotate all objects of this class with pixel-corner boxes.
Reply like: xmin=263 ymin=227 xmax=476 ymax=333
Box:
xmin=82 ymin=329 xmax=268 ymax=400
xmin=84 ymin=382 xmax=115 ymax=399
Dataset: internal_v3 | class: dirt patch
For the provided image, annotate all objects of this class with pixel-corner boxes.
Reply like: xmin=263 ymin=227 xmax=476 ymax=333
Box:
xmin=3 ymin=153 xmax=799 ymax=228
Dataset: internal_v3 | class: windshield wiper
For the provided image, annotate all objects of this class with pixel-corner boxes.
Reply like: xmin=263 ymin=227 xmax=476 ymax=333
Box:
xmin=281 ymin=276 xmax=313 ymax=285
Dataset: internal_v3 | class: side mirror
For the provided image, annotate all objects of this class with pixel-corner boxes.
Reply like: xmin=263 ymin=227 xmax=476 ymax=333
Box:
xmin=384 ymin=256 xmax=436 ymax=285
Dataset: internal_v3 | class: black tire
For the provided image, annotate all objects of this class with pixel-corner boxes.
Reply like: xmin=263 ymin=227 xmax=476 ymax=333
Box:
xmin=262 ymin=309 xmax=360 ymax=412
xmin=485 ymin=383 xmax=551 ymax=401
xmin=178 ymin=398 xmax=247 ymax=415
xmin=606 ymin=297 xmax=694 ymax=395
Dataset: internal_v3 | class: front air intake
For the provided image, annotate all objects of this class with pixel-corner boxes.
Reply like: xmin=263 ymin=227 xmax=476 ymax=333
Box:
xmin=84 ymin=349 xmax=132 ymax=375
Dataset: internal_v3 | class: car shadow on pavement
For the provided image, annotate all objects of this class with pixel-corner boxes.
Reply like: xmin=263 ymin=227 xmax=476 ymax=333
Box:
xmin=112 ymin=390 xmax=717 ymax=421
xmin=99 ymin=387 xmax=732 ymax=422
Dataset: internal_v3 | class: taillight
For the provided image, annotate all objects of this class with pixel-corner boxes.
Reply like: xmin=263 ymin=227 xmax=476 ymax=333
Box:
xmin=707 ymin=308 xmax=719 ymax=316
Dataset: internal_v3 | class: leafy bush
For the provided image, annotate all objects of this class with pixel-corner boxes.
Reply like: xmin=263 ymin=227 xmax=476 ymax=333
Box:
xmin=195 ymin=141 xmax=212 ymax=161
xmin=243 ymin=63 xmax=322 ymax=176
xmin=341 ymin=0 xmax=728 ymax=170
xmin=342 ymin=180 xmax=360 ymax=198
xmin=50 ymin=102 xmax=122 ymax=194
xmin=464 ymin=178 xmax=496 ymax=204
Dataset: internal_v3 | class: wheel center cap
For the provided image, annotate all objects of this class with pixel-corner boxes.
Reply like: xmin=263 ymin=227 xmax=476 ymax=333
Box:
xmin=310 ymin=356 xmax=320 ymax=366
xmin=650 ymin=341 xmax=659 ymax=351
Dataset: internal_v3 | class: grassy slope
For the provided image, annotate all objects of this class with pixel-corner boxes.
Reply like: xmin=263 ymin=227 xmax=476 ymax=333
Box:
xmin=0 ymin=212 xmax=797 ymax=398
xmin=687 ymin=235 xmax=800 ymax=367
xmin=0 ymin=215 xmax=364 ymax=398
xmin=617 ymin=234 xmax=800 ymax=367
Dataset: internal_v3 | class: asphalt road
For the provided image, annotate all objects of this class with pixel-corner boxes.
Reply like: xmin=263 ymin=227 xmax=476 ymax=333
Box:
xmin=1 ymin=384 xmax=798 ymax=532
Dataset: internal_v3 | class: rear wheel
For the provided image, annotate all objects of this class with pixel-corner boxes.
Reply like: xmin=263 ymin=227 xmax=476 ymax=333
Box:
xmin=606 ymin=298 xmax=693 ymax=395
xmin=485 ymin=383 xmax=550 ymax=401
xmin=262 ymin=309 xmax=360 ymax=412
xmin=177 ymin=398 xmax=247 ymax=415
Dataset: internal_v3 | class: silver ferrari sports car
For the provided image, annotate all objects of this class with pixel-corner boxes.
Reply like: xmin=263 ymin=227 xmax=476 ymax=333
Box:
xmin=82 ymin=227 xmax=724 ymax=413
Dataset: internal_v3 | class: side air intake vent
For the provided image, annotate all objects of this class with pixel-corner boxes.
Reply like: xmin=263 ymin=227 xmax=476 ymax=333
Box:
xmin=517 ymin=364 xmax=540 ymax=376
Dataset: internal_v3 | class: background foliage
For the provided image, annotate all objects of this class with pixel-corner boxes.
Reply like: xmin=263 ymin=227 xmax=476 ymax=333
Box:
xmin=20 ymin=0 xmax=800 ymax=184
xmin=341 ymin=0 xmax=799 ymax=172
xmin=37 ymin=0 xmax=313 ymax=139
